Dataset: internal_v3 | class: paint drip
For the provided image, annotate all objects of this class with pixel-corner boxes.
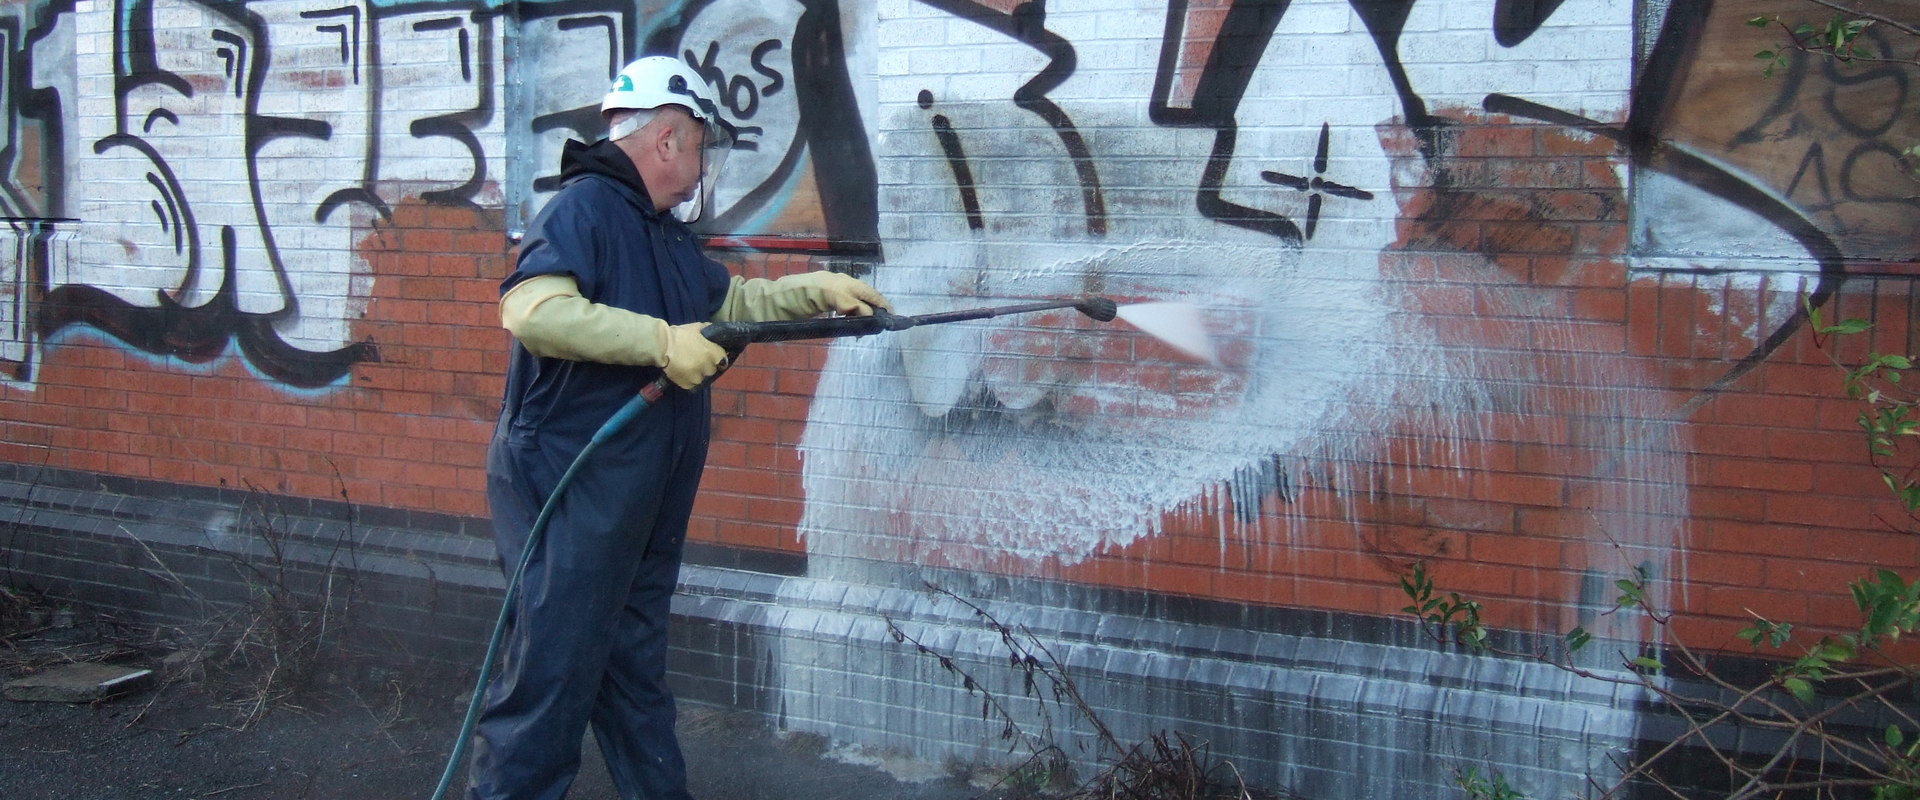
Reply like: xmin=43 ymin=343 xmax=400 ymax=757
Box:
xmin=1115 ymin=301 xmax=1219 ymax=365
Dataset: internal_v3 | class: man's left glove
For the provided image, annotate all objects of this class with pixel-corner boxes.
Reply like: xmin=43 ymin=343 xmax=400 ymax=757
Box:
xmin=501 ymin=274 xmax=725 ymax=389
xmin=713 ymin=270 xmax=892 ymax=322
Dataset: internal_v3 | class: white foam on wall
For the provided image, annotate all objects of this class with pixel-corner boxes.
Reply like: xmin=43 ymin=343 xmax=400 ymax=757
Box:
xmin=787 ymin=0 xmax=1689 ymax=794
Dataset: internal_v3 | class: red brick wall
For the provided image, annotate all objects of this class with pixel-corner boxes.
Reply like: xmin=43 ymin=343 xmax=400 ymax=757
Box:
xmin=2 ymin=0 xmax=1915 ymax=665
xmin=9 ymin=148 xmax=1912 ymax=654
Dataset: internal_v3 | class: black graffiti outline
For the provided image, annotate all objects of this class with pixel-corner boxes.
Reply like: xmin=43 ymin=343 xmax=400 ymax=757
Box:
xmin=517 ymin=0 xmax=881 ymax=249
xmin=6 ymin=0 xmax=76 ymax=219
xmin=9 ymin=0 xmax=507 ymax=387
xmin=1141 ymin=0 xmax=1861 ymax=514
xmin=528 ymin=6 xmax=627 ymax=194
xmin=752 ymin=39 xmax=785 ymax=99
xmin=279 ymin=5 xmax=389 ymax=225
xmin=301 ymin=5 xmax=363 ymax=85
xmin=921 ymin=90 xmax=984 ymax=231
xmin=683 ymin=40 xmax=765 ymax=150
xmin=1819 ymin=35 xmax=1910 ymax=139
xmin=912 ymin=0 xmax=1107 ymax=237
xmin=1625 ymin=0 xmax=1844 ymax=393
xmin=1150 ymin=0 xmax=1302 ymax=243
xmin=1363 ymin=0 xmax=1849 ymax=405
xmin=1260 ymin=122 xmax=1376 ymax=240
xmin=1492 ymin=0 xmax=1568 ymax=48
xmin=783 ymin=0 xmax=879 ymax=250
xmin=656 ymin=0 xmax=878 ymax=250
xmin=1728 ymin=23 xmax=1913 ymax=218
xmin=40 ymin=224 xmax=378 ymax=384
xmin=43 ymin=0 xmax=382 ymax=389
xmin=212 ymin=29 xmax=248 ymax=98
xmin=409 ymin=9 xmax=496 ymax=207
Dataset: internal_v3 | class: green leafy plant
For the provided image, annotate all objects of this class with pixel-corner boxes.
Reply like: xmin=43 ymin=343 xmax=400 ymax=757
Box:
xmin=1749 ymin=5 xmax=1920 ymax=182
xmin=1810 ymin=298 xmax=1920 ymax=517
xmin=1398 ymin=294 xmax=1920 ymax=797
xmin=1399 ymin=561 xmax=1489 ymax=651
xmin=1456 ymin=766 xmax=1529 ymax=800
xmin=1749 ymin=13 xmax=1876 ymax=77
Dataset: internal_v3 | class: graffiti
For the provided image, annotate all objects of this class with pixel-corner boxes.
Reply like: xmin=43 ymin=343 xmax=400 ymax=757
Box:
xmin=501 ymin=0 xmax=876 ymax=245
xmin=0 ymin=0 xmax=892 ymax=388
xmin=1642 ymin=0 xmax=1915 ymax=263
xmin=921 ymin=90 xmax=984 ymax=231
xmin=0 ymin=0 xmax=1908 ymax=792
xmin=1259 ymin=122 xmax=1376 ymax=240
xmin=795 ymin=0 xmax=1910 ymax=616
xmin=0 ymin=0 xmax=518 ymax=387
xmin=780 ymin=0 xmax=1917 ymax=793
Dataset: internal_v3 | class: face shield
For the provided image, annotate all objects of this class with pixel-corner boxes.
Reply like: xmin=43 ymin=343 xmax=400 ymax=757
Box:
xmin=671 ymin=116 xmax=734 ymax=223
xmin=665 ymin=75 xmax=733 ymax=223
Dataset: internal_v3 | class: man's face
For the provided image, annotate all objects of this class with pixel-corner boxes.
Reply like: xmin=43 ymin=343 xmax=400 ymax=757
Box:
xmin=660 ymin=111 xmax=707 ymax=207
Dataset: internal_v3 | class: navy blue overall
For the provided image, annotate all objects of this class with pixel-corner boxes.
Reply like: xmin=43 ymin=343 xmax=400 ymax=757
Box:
xmin=471 ymin=139 xmax=731 ymax=800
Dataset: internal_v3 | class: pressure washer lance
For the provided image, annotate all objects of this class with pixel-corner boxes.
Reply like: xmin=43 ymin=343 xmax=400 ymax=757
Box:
xmin=429 ymin=295 xmax=1118 ymax=800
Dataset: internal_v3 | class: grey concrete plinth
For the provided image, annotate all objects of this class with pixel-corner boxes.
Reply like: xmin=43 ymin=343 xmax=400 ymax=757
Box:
xmin=4 ymin=663 xmax=154 ymax=703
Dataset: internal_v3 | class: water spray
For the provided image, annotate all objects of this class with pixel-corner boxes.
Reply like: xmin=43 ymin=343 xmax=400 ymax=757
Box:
xmin=430 ymin=294 xmax=1175 ymax=800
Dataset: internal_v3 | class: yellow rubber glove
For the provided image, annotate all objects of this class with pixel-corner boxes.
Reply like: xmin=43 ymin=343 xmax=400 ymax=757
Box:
xmin=501 ymin=274 xmax=670 ymax=365
xmin=713 ymin=271 xmax=892 ymax=322
xmin=661 ymin=323 xmax=728 ymax=390
xmin=501 ymin=274 xmax=725 ymax=389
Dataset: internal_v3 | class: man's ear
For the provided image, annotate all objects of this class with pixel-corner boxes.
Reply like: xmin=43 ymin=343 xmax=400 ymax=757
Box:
xmin=649 ymin=121 xmax=678 ymax=162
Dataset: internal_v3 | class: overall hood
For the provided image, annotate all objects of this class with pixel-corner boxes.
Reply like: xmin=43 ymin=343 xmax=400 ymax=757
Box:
xmin=558 ymin=139 xmax=656 ymax=214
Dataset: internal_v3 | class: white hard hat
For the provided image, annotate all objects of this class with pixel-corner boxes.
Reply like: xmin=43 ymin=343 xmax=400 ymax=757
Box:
xmin=604 ymin=57 xmax=717 ymax=123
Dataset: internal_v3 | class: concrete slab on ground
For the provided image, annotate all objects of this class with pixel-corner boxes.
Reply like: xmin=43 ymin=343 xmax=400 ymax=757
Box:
xmin=3 ymin=662 xmax=154 ymax=703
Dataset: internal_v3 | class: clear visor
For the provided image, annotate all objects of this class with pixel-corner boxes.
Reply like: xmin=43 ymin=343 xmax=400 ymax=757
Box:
xmin=672 ymin=117 xmax=733 ymax=223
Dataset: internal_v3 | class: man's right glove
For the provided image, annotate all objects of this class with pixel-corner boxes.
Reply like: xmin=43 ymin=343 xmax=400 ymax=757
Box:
xmin=661 ymin=323 xmax=728 ymax=390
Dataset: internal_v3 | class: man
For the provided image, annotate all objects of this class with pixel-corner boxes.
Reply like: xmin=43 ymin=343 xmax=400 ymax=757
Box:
xmin=471 ymin=56 xmax=888 ymax=800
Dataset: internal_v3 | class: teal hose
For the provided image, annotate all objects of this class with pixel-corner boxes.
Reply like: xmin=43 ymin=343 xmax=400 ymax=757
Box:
xmin=423 ymin=299 xmax=1103 ymax=798
xmin=428 ymin=377 xmax=671 ymax=800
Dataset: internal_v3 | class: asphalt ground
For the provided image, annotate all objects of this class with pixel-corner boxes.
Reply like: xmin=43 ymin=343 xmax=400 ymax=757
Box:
xmin=0 ymin=617 xmax=1001 ymax=800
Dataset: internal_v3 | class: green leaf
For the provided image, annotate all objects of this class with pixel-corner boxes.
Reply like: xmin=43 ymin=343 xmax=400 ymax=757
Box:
xmin=1830 ymin=318 xmax=1874 ymax=335
xmin=1882 ymin=354 xmax=1912 ymax=369
xmin=1756 ymin=49 xmax=1775 ymax=60
xmin=1566 ymin=626 xmax=1592 ymax=653
xmin=1747 ymin=16 xmax=1771 ymax=27
xmin=1615 ymin=579 xmax=1643 ymax=608
xmin=1631 ymin=656 xmax=1663 ymax=671
xmin=1784 ymin=677 xmax=1814 ymax=704
xmin=1887 ymin=724 xmax=1904 ymax=749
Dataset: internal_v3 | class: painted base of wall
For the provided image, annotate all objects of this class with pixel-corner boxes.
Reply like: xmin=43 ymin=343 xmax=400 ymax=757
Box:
xmin=0 ymin=463 xmax=1891 ymax=798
